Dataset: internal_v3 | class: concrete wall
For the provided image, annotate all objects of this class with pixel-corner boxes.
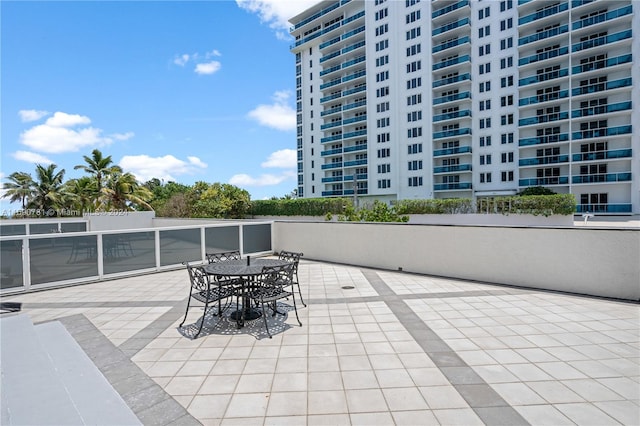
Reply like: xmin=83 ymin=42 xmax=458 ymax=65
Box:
xmin=85 ymin=211 xmax=155 ymax=231
xmin=273 ymin=221 xmax=640 ymax=301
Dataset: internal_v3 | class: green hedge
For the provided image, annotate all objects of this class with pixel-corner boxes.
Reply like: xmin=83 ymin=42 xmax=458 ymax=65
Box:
xmin=478 ymin=194 xmax=576 ymax=216
xmin=249 ymin=198 xmax=351 ymax=216
xmin=394 ymin=198 xmax=474 ymax=214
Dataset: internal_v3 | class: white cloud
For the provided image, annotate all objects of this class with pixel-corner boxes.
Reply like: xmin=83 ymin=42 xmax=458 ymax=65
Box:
xmin=195 ymin=61 xmax=222 ymax=75
xmin=19 ymin=111 xmax=133 ymax=154
xmin=174 ymin=53 xmax=191 ymax=66
xmin=229 ymin=171 xmax=295 ymax=187
xmin=235 ymin=0 xmax=317 ymax=32
xmin=119 ymin=154 xmax=207 ymax=182
xmin=12 ymin=150 xmax=53 ymax=164
xmin=261 ymin=149 xmax=296 ymax=168
xmin=206 ymin=50 xmax=222 ymax=58
xmin=19 ymin=109 xmax=49 ymax=122
xmin=247 ymin=90 xmax=296 ymax=131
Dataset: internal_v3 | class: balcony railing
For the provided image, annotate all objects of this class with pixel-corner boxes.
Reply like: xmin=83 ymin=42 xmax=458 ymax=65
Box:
xmin=576 ymin=203 xmax=631 ymax=213
xmin=432 ymin=36 xmax=470 ymax=54
xmin=321 ymin=106 xmax=342 ymax=117
xmin=321 ymin=148 xmax=342 ymax=156
xmin=433 ymin=91 xmax=471 ymax=105
xmin=571 ymin=54 xmax=632 ymax=74
xmin=321 ymin=176 xmax=343 ymax=183
xmin=572 ymin=30 xmax=632 ymax=52
xmin=343 ymin=144 xmax=367 ymax=153
xmin=320 ymin=134 xmax=342 ymax=143
xmin=433 ymin=164 xmax=472 ymax=173
xmin=434 ymin=182 xmax=472 ymax=191
xmin=433 ymin=110 xmax=471 ymax=122
xmin=432 ymin=17 xmax=470 ymax=36
xmin=519 ymin=46 xmax=568 ymax=66
xmin=519 ymin=155 xmax=569 ymax=166
xmin=572 ymin=5 xmax=633 ymax=30
xmin=519 ymin=176 xmax=569 ymax=186
xmin=519 ymin=68 xmax=569 ymax=87
xmin=343 ymin=159 xmax=367 ymax=167
xmin=343 ymin=129 xmax=367 ymax=139
xmin=343 ymin=100 xmax=366 ymax=111
xmin=432 ymin=73 xmax=471 ymax=88
xmin=433 ymin=128 xmax=471 ymax=139
xmin=433 ymin=55 xmax=470 ymax=71
xmin=519 ymin=111 xmax=569 ymax=126
xmin=519 ymin=89 xmax=569 ymax=106
xmin=519 ymin=2 xmax=569 ymax=26
xmin=572 ymin=172 xmax=631 ymax=184
xmin=572 ymin=148 xmax=632 ymax=162
xmin=572 ymin=125 xmax=632 ymax=140
xmin=433 ymin=146 xmax=472 ymax=156
xmin=519 ymin=24 xmax=568 ymax=46
xmin=571 ymin=101 xmax=632 ymax=118
xmin=432 ymin=0 xmax=469 ymax=19
xmin=343 ymin=115 xmax=366 ymax=125
xmin=321 ymin=162 xmax=343 ymax=170
xmin=519 ymin=133 xmax=569 ymax=146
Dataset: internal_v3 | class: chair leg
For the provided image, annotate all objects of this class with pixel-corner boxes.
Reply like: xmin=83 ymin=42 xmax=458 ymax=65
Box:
xmin=261 ymin=300 xmax=272 ymax=338
xmin=291 ymin=293 xmax=302 ymax=327
xmin=195 ymin=301 xmax=208 ymax=338
xmin=180 ymin=293 xmax=192 ymax=327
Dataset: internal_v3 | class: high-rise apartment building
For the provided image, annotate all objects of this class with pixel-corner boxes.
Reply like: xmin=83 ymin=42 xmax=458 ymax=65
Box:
xmin=289 ymin=0 xmax=639 ymax=214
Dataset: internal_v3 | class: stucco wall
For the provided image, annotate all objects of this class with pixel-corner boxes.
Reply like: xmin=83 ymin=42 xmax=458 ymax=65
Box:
xmin=273 ymin=221 xmax=640 ymax=301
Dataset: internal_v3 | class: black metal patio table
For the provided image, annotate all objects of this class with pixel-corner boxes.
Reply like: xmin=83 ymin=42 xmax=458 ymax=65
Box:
xmin=203 ymin=258 xmax=289 ymax=327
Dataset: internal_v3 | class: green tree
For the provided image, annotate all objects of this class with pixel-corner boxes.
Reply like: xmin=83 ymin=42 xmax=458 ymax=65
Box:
xmin=99 ymin=171 xmax=153 ymax=211
xmin=74 ymin=149 xmax=122 ymax=194
xmin=518 ymin=186 xmax=556 ymax=196
xmin=2 ymin=171 xmax=34 ymax=209
xmin=64 ymin=176 xmax=97 ymax=212
xmin=29 ymin=164 xmax=67 ymax=212
xmin=191 ymin=182 xmax=250 ymax=218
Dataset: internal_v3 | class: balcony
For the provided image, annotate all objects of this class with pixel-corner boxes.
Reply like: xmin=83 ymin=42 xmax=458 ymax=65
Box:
xmin=320 ymin=120 xmax=341 ymax=130
xmin=320 ymin=148 xmax=342 ymax=156
xmin=432 ymin=73 xmax=471 ymax=88
xmin=433 ymin=110 xmax=471 ymax=123
xmin=572 ymin=148 xmax=632 ymax=162
xmin=321 ymin=175 xmax=343 ymax=182
xmin=572 ymin=30 xmax=632 ymax=52
xmin=319 ymin=64 xmax=341 ymax=77
xmin=343 ymin=173 xmax=367 ymax=181
xmin=519 ymin=24 xmax=568 ymax=46
xmin=342 ymin=40 xmax=366 ymax=55
xmin=342 ymin=69 xmax=366 ymax=83
xmin=321 ymin=105 xmax=342 ymax=117
xmin=432 ymin=36 xmax=470 ymax=54
xmin=321 ymin=190 xmax=344 ymax=196
xmin=519 ymin=89 xmax=569 ymax=106
xmin=343 ymin=100 xmax=366 ymax=111
xmin=343 ymin=144 xmax=367 ymax=153
xmin=342 ymin=129 xmax=367 ymax=140
xmin=519 ymin=176 xmax=569 ymax=186
xmin=571 ymin=101 xmax=632 ymax=118
xmin=572 ymin=125 xmax=632 ymax=140
xmin=434 ymin=182 xmax=472 ymax=190
xmin=433 ymin=145 xmax=472 ymax=157
xmin=320 ymin=78 xmax=341 ymax=90
xmin=519 ymin=155 xmax=569 ymax=166
xmin=572 ymin=5 xmax=633 ymax=30
xmin=576 ymin=203 xmax=632 ymax=213
xmin=343 ymin=115 xmax=366 ymax=125
xmin=433 ymin=91 xmax=471 ymax=105
xmin=290 ymin=0 xmax=341 ymax=31
xmin=572 ymin=172 xmax=632 ymax=184
xmin=320 ymin=134 xmax=342 ymax=143
xmin=432 ymin=0 xmax=469 ymax=19
xmin=433 ymin=55 xmax=470 ymax=71
xmin=321 ymin=162 xmax=343 ymax=170
xmin=572 ymin=77 xmax=632 ymax=96
xmin=343 ymin=159 xmax=367 ymax=167
xmin=320 ymin=92 xmax=341 ymax=104
xmin=519 ymin=68 xmax=569 ymax=87
xmin=433 ymin=164 xmax=472 ymax=173
xmin=433 ymin=128 xmax=471 ymax=140
xmin=571 ymin=54 xmax=632 ymax=74
xmin=519 ymin=2 xmax=569 ymax=26
xmin=519 ymin=133 xmax=569 ymax=146
xmin=519 ymin=111 xmax=569 ymax=126
xmin=319 ymin=50 xmax=341 ymax=64
xmin=432 ymin=17 xmax=470 ymax=37
xmin=519 ymin=46 xmax=568 ymax=67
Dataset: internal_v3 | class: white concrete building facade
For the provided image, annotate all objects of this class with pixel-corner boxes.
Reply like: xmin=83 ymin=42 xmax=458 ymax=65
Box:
xmin=290 ymin=0 xmax=639 ymax=214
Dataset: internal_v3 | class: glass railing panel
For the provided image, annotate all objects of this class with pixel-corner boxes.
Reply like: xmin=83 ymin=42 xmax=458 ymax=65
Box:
xmin=432 ymin=0 xmax=469 ymax=19
xmin=519 ymin=2 xmax=569 ymax=25
xmin=519 ymin=176 xmax=569 ymax=186
xmin=433 ymin=110 xmax=472 ymax=122
xmin=433 ymin=17 xmax=470 ymax=36
xmin=319 ymin=50 xmax=341 ymax=64
xmin=321 ymin=163 xmax=343 ymax=169
xmin=30 ymin=223 xmax=61 ymax=234
xmin=320 ymin=79 xmax=341 ymax=90
xmin=571 ymin=77 xmax=632 ymax=96
xmin=103 ymin=231 xmax=156 ymax=275
xmin=319 ymin=65 xmax=340 ymax=77
xmin=519 ymin=24 xmax=568 ymax=46
xmin=519 ymin=46 xmax=568 ymax=66
xmin=322 ymin=190 xmax=344 ymax=196
xmin=576 ymin=203 xmax=631 ymax=213
xmin=321 ymin=135 xmax=343 ymax=143
xmin=572 ymin=125 xmax=632 ymax=139
xmin=572 ymin=148 xmax=632 ymax=161
xmin=433 ymin=128 xmax=471 ymax=139
xmin=519 ymin=89 xmax=569 ymax=106
xmin=519 ymin=112 xmax=568 ymax=126
xmin=433 ymin=164 xmax=472 ymax=173
xmin=518 ymin=133 xmax=569 ymax=146
xmin=321 ymin=121 xmax=342 ymax=130
xmin=343 ymin=115 xmax=366 ymax=125
xmin=433 ymin=91 xmax=471 ymax=105
xmin=321 ymin=148 xmax=343 ymax=156
xmin=342 ymin=56 xmax=366 ymax=69
xmin=572 ymin=172 xmax=632 ymax=183
xmin=432 ymin=36 xmax=470 ymax=54
xmin=341 ymin=26 xmax=365 ymax=41
xmin=519 ymin=155 xmax=569 ymax=166
xmin=344 ymin=144 xmax=367 ymax=152
xmin=434 ymin=183 xmax=472 ymax=190
xmin=572 ymin=29 xmax=632 ymax=52
xmin=60 ymin=222 xmax=87 ymax=233
xmin=242 ymin=223 xmax=272 ymax=254
xmin=321 ymin=176 xmax=343 ymax=183
xmin=0 ymin=239 xmax=24 ymax=289
xmin=342 ymin=85 xmax=366 ymax=96
xmin=319 ymin=37 xmax=341 ymax=50
xmin=159 ymin=228 xmax=201 ymax=267
xmin=571 ymin=101 xmax=632 ymax=118
xmin=433 ymin=54 xmax=470 ymax=71
xmin=572 ymin=0 xmax=595 ymax=8
xmin=30 ymin=235 xmax=99 ymax=285
xmin=572 ymin=5 xmax=633 ymax=30
xmin=320 ymin=93 xmax=341 ymax=103
xmin=433 ymin=146 xmax=472 ymax=156
xmin=519 ymin=68 xmax=569 ymax=86
xmin=321 ymin=106 xmax=342 ymax=116
xmin=0 ymin=224 xmax=26 ymax=236
xmin=433 ymin=72 xmax=471 ymax=88
xmin=572 ymin=54 xmax=632 ymax=74
xmin=342 ymin=70 xmax=366 ymax=83
xmin=292 ymin=0 xmax=341 ymax=30
xmin=344 ymin=159 xmax=367 ymax=167
xmin=342 ymin=40 xmax=366 ymax=55
xmin=343 ymin=100 xmax=366 ymax=111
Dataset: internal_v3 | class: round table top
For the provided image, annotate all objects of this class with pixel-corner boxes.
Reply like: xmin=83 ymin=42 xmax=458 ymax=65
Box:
xmin=203 ymin=258 xmax=289 ymax=277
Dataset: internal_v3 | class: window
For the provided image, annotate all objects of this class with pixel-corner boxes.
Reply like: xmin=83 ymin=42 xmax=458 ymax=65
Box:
xmin=377 ymin=148 xmax=390 ymax=158
xmin=408 ymin=176 xmax=423 ymax=187
xmin=501 ymin=75 xmax=514 ymax=87
xmin=501 ymin=133 xmax=514 ymax=144
xmin=406 ymin=60 xmax=421 ymax=73
xmin=479 ymin=99 xmax=491 ymax=111
xmin=407 ymin=127 xmax=422 ymax=138
xmin=480 ymin=118 xmax=491 ymax=129
xmin=500 ymin=37 xmax=513 ymax=50
xmin=500 ymin=95 xmax=513 ymax=107
xmin=479 ymin=81 xmax=491 ymax=92
xmin=406 ymin=27 xmax=421 ymax=40
xmin=500 ymin=56 xmax=513 ymax=69
xmin=501 ymin=114 xmax=514 ymax=125
xmin=376 ymin=55 xmax=389 ymax=67
xmin=501 ymin=152 xmax=514 ymax=163
xmin=407 ymin=111 xmax=422 ymax=122
xmin=376 ymin=70 xmax=389 ymax=82
xmin=376 ymin=102 xmax=390 ymax=113
xmin=406 ymin=10 xmax=420 ymax=23
xmin=405 ymin=0 xmax=420 ymax=6
xmin=479 ymin=6 xmax=490 ymax=19
xmin=479 ymin=44 xmax=491 ymax=56
xmin=408 ymin=143 xmax=422 ymax=154
xmin=375 ymin=23 xmax=388 ymax=36
xmin=375 ymin=39 xmax=389 ymax=51
xmin=406 ymin=44 xmax=421 ymax=57
xmin=377 ymin=132 xmax=391 ymax=143
xmin=378 ymin=164 xmax=391 ymax=173
xmin=479 ymin=25 xmax=491 ymax=38
xmin=480 ymin=154 xmax=492 ymax=165
xmin=500 ymin=0 xmax=513 ymax=12
xmin=408 ymin=160 xmax=423 ymax=170
xmin=378 ymin=179 xmax=391 ymax=189
xmin=376 ymin=86 xmax=389 ymax=97
xmin=480 ymin=172 xmax=492 ymax=183
xmin=377 ymin=117 xmax=390 ymax=128
xmin=407 ymin=94 xmax=422 ymax=105
xmin=480 ymin=136 xmax=492 ymax=146
xmin=479 ymin=63 xmax=491 ymax=74
xmin=501 ymin=171 xmax=514 ymax=182
xmin=375 ymin=8 xmax=388 ymax=20
xmin=406 ymin=77 xmax=422 ymax=89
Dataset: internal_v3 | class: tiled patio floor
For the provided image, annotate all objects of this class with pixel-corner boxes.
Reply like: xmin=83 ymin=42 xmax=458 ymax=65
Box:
xmin=3 ymin=259 xmax=639 ymax=425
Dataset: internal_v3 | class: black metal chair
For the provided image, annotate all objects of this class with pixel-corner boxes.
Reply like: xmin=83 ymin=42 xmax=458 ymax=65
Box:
xmin=180 ymin=262 xmax=236 ymax=338
xmin=278 ymin=251 xmax=306 ymax=307
xmin=249 ymin=263 xmax=302 ymax=338
xmin=206 ymin=250 xmax=241 ymax=263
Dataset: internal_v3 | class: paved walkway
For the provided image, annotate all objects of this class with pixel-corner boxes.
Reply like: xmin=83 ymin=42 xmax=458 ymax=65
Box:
xmin=2 ymin=259 xmax=638 ymax=425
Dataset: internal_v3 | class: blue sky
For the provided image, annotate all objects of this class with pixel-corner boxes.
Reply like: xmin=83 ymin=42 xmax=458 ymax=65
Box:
xmin=1 ymin=0 xmax=318 ymax=211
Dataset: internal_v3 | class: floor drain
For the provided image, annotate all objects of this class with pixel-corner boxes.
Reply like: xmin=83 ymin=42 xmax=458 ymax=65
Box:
xmin=341 ymin=285 xmax=355 ymax=290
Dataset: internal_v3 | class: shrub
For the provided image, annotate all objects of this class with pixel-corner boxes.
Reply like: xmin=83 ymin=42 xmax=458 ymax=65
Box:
xmin=394 ymin=198 xmax=474 ymax=214
xmin=249 ymin=198 xmax=351 ymax=216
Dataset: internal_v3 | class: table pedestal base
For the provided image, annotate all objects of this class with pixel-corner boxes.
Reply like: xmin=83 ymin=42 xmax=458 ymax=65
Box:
xmin=230 ymin=308 xmax=261 ymax=321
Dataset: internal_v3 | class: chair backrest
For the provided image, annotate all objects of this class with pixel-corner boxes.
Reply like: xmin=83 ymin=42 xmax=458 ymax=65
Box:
xmin=185 ymin=262 xmax=210 ymax=291
xmin=260 ymin=263 xmax=295 ymax=288
xmin=278 ymin=251 xmax=303 ymax=264
xmin=206 ymin=250 xmax=241 ymax=264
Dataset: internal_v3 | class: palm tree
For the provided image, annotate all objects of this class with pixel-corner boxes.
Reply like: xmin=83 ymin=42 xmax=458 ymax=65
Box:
xmin=2 ymin=171 xmax=35 ymax=209
xmin=99 ymin=172 xmax=153 ymax=211
xmin=30 ymin=164 xmax=67 ymax=212
xmin=74 ymin=149 xmax=122 ymax=194
xmin=64 ymin=176 xmax=97 ymax=212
